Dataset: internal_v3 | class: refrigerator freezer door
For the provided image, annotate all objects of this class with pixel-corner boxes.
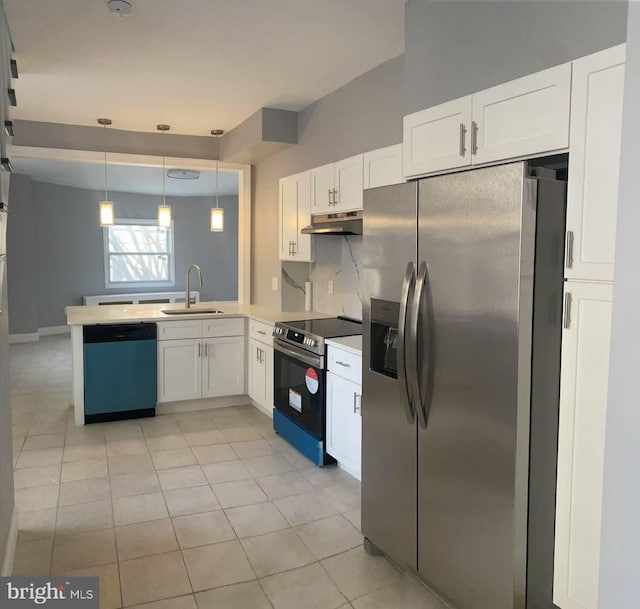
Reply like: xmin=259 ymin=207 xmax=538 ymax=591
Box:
xmin=362 ymin=182 xmax=418 ymax=571
xmin=416 ymin=163 xmax=535 ymax=609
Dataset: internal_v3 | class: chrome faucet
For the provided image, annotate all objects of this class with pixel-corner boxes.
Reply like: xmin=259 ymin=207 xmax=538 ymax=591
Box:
xmin=185 ymin=264 xmax=203 ymax=308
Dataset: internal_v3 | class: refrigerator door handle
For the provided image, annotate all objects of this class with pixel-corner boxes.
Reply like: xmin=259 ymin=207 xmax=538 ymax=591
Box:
xmin=397 ymin=261 xmax=416 ymax=424
xmin=410 ymin=261 xmax=430 ymax=429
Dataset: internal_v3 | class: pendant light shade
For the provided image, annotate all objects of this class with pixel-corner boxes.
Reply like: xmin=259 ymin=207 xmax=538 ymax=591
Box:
xmin=210 ymin=207 xmax=224 ymax=232
xmin=99 ymin=201 xmax=114 ymax=227
xmin=98 ymin=118 xmax=114 ymax=226
xmin=157 ymin=124 xmax=172 ymax=229
xmin=158 ymin=205 xmax=172 ymax=228
xmin=210 ymin=135 xmax=225 ymax=232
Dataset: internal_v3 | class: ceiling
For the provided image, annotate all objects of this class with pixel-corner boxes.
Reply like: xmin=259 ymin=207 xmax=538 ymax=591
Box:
xmin=13 ymin=157 xmax=239 ymax=197
xmin=4 ymin=0 xmax=406 ymax=136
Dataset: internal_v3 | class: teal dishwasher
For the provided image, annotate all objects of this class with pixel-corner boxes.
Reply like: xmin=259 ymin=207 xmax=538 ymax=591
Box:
xmin=83 ymin=323 xmax=157 ymax=423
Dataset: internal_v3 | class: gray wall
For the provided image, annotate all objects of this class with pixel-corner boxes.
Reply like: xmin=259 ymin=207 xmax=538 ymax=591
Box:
xmin=252 ymin=55 xmax=405 ymax=309
xmin=599 ymin=3 xmax=640 ymax=607
xmin=0 ymin=0 xmax=15 ymax=573
xmin=7 ymin=177 xmax=239 ymax=332
xmin=6 ymin=174 xmax=37 ymax=334
xmin=251 ymin=1 xmax=628 ymax=309
xmin=404 ymin=0 xmax=629 ymax=115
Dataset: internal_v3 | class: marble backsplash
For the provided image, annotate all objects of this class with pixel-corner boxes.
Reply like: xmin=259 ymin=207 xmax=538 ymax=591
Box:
xmin=281 ymin=235 xmax=363 ymax=320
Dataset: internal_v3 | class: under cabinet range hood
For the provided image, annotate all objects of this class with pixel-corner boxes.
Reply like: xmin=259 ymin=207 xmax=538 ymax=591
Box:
xmin=301 ymin=210 xmax=363 ymax=235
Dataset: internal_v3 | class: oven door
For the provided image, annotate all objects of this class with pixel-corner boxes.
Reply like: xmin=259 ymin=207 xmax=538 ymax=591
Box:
xmin=273 ymin=340 xmax=325 ymax=439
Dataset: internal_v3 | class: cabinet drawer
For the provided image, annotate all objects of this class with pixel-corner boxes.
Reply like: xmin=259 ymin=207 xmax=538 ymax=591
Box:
xmin=249 ymin=319 xmax=274 ymax=345
xmin=202 ymin=317 xmax=245 ymax=338
xmin=327 ymin=346 xmax=362 ymax=384
xmin=157 ymin=320 xmax=202 ymax=341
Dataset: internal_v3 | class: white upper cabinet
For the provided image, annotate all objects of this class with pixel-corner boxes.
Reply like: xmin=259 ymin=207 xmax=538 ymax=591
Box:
xmin=312 ymin=155 xmax=364 ymax=214
xmin=565 ymin=44 xmax=626 ymax=283
xmin=403 ymin=96 xmax=472 ymax=178
xmin=554 ymin=281 xmax=613 ymax=609
xmin=472 ymin=62 xmax=571 ymax=165
xmin=311 ymin=163 xmax=335 ymax=215
xmin=403 ymin=62 xmax=572 ymax=179
xmin=279 ymin=171 xmax=313 ymax=262
xmin=363 ymin=144 xmax=403 ymax=189
xmin=334 ymin=154 xmax=364 ymax=211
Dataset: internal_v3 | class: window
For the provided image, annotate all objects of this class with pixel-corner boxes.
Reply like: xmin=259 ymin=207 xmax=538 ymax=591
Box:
xmin=104 ymin=219 xmax=175 ymax=288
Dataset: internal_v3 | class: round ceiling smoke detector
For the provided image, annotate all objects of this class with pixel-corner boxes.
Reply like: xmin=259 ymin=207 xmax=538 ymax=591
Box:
xmin=107 ymin=0 xmax=134 ymax=16
xmin=167 ymin=169 xmax=200 ymax=180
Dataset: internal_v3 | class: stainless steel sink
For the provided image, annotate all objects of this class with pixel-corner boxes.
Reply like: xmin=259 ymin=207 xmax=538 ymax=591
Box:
xmin=161 ymin=308 xmax=224 ymax=315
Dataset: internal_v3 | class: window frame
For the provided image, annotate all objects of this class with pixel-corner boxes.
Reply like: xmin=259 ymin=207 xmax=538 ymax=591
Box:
xmin=103 ymin=218 xmax=176 ymax=289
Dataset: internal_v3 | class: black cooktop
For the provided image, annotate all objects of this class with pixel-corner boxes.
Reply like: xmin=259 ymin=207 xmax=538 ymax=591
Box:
xmin=282 ymin=317 xmax=362 ymax=339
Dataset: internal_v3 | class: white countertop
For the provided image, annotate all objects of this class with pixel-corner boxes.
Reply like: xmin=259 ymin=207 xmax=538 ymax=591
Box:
xmin=325 ymin=335 xmax=363 ymax=355
xmin=66 ymin=301 xmax=332 ymax=326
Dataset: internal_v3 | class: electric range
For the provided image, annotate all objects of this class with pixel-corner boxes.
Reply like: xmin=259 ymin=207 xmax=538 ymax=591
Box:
xmin=272 ymin=316 xmax=362 ymax=466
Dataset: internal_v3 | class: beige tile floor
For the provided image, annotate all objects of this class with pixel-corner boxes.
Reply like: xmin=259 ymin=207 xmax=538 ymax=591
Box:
xmin=9 ymin=335 xmax=445 ymax=609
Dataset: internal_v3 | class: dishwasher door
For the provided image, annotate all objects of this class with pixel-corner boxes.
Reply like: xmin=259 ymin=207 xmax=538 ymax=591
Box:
xmin=83 ymin=323 xmax=157 ymax=423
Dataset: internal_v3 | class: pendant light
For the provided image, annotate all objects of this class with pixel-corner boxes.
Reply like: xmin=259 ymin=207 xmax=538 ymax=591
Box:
xmin=157 ymin=124 xmax=172 ymax=229
xmin=210 ymin=129 xmax=224 ymax=232
xmin=98 ymin=118 xmax=114 ymax=227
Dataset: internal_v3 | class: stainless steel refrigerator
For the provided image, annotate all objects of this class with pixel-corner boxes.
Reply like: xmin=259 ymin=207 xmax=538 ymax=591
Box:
xmin=362 ymin=161 xmax=565 ymax=609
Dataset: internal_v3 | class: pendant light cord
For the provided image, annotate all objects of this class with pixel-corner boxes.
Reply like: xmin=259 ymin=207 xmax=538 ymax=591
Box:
xmin=216 ymin=159 xmax=219 ymax=209
xmin=103 ymin=124 xmax=108 ymax=202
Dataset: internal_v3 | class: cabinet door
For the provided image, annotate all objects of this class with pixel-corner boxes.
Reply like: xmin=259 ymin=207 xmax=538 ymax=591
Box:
xmin=279 ymin=175 xmax=298 ymax=261
xmin=157 ymin=339 xmax=202 ymax=403
xmin=554 ymin=281 xmax=613 ymax=609
xmin=202 ymin=336 xmax=245 ymax=398
xmin=565 ymin=44 xmax=625 ymax=283
xmin=472 ymin=62 xmax=571 ymax=165
xmin=326 ymin=372 xmax=362 ymax=480
xmin=311 ymin=163 xmax=335 ymax=215
xmin=248 ymin=338 xmax=266 ymax=405
xmin=364 ymin=144 xmax=403 ymax=189
xmin=292 ymin=171 xmax=313 ymax=262
xmin=334 ymin=154 xmax=364 ymax=211
xmin=403 ymin=96 xmax=472 ymax=178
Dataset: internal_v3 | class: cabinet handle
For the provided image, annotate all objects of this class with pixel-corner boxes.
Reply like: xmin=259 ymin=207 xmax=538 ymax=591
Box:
xmin=333 ymin=188 xmax=338 ymax=206
xmin=328 ymin=188 xmax=334 ymax=206
xmin=471 ymin=121 xmax=478 ymax=155
xmin=8 ymin=88 xmax=16 ymax=106
xmin=353 ymin=392 xmax=361 ymax=414
xmin=259 ymin=348 xmax=264 ymax=364
xmin=257 ymin=330 xmax=266 ymax=335
xmin=459 ymin=123 xmax=467 ymax=157
xmin=565 ymin=230 xmax=574 ymax=269
xmin=563 ymin=292 xmax=572 ymax=329
xmin=197 ymin=343 xmax=201 ymax=357
xmin=204 ymin=343 xmax=208 ymax=357
xmin=335 ymin=360 xmax=351 ymax=368
xmin=292 ymin=241 xmax=297 ymax=255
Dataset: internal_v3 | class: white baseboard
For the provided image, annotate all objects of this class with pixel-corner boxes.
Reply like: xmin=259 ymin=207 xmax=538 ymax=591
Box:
xmin=1 ymin=508 xmax=18 ymax=577
xmin=39 ymin=325 xmax=70 ymax=337
xmin=9 ymin=333 xmax=39 ymax=344
xmin=156 ymin=395 xmax=251 ymax=415
xmin=250 ymin=399 xmax=274 ymax=419
xmin=10 ymin=325 xmax=71 ymax=344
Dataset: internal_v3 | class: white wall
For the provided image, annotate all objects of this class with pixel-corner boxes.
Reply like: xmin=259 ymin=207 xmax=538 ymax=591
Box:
xmin=599 ymin=3 xmax=640 ymax=607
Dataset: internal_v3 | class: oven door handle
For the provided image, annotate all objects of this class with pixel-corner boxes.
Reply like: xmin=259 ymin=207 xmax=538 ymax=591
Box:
xmin=273 ymin=341 xmax=323 ymax=368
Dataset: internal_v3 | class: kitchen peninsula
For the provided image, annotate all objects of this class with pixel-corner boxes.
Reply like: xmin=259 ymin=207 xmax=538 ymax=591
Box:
xmin=66 ymin=302 xmax=330 ymax=426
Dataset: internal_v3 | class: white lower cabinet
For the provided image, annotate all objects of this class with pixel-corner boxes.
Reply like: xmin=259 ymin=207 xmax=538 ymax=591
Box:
xmin=247 ymin=319 xmax=275 ymax=413
xmin=157 ymin=319 xmax=245 ymax=403
xmin=326 ymin=344 xmax=362 ymax=480
xmin=248 ymin=338 xmax=274 ymax=411
xmin=157 ymin=339 xmax=202 ymax=403
xmin=554 ymin=281 xmax=613 ymax=609
xmin=203 ymin=336 xmax=245 ymax=398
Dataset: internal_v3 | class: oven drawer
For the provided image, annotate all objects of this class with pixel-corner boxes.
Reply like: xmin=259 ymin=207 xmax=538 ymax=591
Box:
xmin=327 ymin=345 xmax=362 ymax=384
xmin=249 ymin=319 xmax=273 ymax=345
